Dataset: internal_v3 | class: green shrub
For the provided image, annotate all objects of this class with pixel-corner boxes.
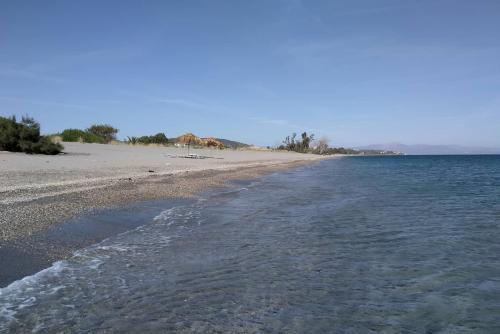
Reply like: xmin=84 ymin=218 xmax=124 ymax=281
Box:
xmin=127 ymin=136 xmax=138 ymax=144
xmin=0 ymin=116 xmax=20 ymax=151
xmin=127 ymin=133 xmax=168 ymax=145
xmin=31 ymin=136 xmax=64 ymax=155
xmin=137 ymin=136 xmax=152 ymax=144
xmin=149 ymin=133 xmax=168 ymax=144
xmin=87 ymin=124 xmax=118 ymax=143
xmin=60 ymin=129 xmax=105 ymax=143
xmin=0 ymin=115 xmax=63 ymax=155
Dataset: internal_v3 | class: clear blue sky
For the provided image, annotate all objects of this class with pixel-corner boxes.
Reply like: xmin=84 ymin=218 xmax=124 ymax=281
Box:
xmin=1 ymin=0 xmax=499 ymax=147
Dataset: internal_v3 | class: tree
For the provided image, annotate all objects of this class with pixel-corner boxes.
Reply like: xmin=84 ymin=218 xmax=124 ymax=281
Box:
xmin=279 ymin=131 xmax=315 ymax=153
xmin=299 ymin=132 xmax=314 ymax=152
xmin=150 ymin=132 xmax=168 ymax=144
xmin=87 ymin=124 xmax=118 ymax=143
xmin=315 ymin=136 xmax=329 ymax=154
xmin=280 ymin=133 xmax=297 ymax=151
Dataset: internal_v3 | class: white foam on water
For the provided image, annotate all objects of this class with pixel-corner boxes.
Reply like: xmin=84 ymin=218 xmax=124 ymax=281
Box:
xmin=96 ymin=245 xmax=130 ymax=253
xmin=153 ymin=207 xmax=177 ymax=222
xmin=86 ymin=258 xmax=104 ymax=270
xmin=0 ymin=261 xmax=68 ymax=296
xmin=0 ymin=260 xmax=68 ymax=327
xmin=0 ymin=197 xmax=220 ymax=330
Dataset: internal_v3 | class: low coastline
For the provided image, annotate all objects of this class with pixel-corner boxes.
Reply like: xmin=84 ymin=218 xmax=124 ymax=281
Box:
xmin=0 ymin=143 xmax=328 ymax=286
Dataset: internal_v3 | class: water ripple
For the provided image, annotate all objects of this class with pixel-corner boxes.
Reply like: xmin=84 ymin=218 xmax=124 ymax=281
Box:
xmin=1 ymin=156 xmax=500 ymax=333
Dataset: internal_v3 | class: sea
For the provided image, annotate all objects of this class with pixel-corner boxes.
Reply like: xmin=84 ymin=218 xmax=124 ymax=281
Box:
xmin=1 ymin=155 xmax=500 ymax=333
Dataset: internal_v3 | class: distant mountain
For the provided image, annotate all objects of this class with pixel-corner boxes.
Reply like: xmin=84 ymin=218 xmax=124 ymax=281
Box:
xmin=357 ymin=143 xmax=500 ymax=155
xmin=216 ymin=138 xmax=250 ymax=149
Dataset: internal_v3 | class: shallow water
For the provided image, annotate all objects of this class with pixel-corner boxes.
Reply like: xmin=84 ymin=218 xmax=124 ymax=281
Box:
xmin=0 ymin=198 xmax=192 ymax=287
xmin=1 ymin=156 xmax=500 ymax=333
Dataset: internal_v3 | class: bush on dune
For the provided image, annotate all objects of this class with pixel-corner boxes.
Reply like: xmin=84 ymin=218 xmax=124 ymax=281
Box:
xmin=148 ymin=132 xmax=168 ymax=145
xmin=0 ymin=116 xmax=20 ymax=151
xmin=59 ymin=124 xmax=119 ymax=144
xmin=0 ymin=115 xmax=63 ymax=155
xmin=87 ymin=124 xmax=118 ymax=143
xmin=127 ymin=132 xmax=169 ymax=145
xmin=29 ymin=136 xmax=64 ymax=155
xmin=60 ymin=129 xmax=105 ymax=143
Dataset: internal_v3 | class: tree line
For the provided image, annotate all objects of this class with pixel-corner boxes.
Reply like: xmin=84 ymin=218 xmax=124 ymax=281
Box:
xmin=126 ymin=133 xmax=168 ymax=145
xmin=277 ymin=132 xmax=397 ymax=155
xmin=60 ymin=124 xmax=119 ymax=144
xmin=0 ymin=114 xmax=180 ymax=155
xmin=278 ymin=132 xmax=315 ymax=153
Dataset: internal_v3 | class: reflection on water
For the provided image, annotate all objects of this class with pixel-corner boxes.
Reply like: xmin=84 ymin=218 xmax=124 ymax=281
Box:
xmin=1 ymin=156 xmax=500 ymax=333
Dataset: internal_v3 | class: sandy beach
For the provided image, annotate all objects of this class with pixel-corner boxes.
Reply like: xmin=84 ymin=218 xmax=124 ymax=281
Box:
xmin=0 ymin=142 xmax=326 ymax=241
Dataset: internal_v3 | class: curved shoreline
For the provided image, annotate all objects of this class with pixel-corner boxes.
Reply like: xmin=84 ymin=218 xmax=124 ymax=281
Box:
xmin=1 ymin=142 xmax=329 ymax=241
xmin=0 ymin=158 xmax=327 ymax=287
xmin=0 ymin=159 xmax=323 ymax=241
xmin=0 ymin=142 xmax=331 ymax=286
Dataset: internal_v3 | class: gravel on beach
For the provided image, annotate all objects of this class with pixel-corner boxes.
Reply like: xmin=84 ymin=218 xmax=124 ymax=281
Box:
xmin=0 ymin=143 xmax=326 ymax=241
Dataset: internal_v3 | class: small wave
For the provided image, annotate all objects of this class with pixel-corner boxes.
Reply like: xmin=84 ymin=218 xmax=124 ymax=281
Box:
xmin=0 ymin=260 xmax=68 ymax=295
xmin=0 ymin=261 xmax=68 ymax=326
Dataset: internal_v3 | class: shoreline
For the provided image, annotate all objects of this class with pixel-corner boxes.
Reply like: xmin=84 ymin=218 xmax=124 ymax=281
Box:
xmin=1 ymin=159 xmax=322 ymax=241
xmin=0 ymin=197 xmax=193 ymax=287
xmin=0 ymin=148 xmax=328 ymax=287
xmin=1 ymin=142 xmax=328 ymax=241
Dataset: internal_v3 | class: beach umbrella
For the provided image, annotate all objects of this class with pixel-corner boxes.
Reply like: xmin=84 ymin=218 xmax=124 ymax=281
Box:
xmin=176 ymin=133 xmax=202 ymax=145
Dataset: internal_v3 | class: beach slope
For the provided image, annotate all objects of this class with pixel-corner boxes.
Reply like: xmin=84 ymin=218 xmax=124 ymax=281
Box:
xmin=0 ymin=142 xmax=326 ymax=240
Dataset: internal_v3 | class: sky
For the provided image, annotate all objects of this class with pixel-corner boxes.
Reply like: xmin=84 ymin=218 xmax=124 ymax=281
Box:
xmin=1 ymin=0 xmax=499 ymax=147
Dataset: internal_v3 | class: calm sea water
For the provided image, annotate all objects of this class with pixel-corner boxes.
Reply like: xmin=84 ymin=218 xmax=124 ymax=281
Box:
xmin=1 ymin=156 xmax=500 ymax=333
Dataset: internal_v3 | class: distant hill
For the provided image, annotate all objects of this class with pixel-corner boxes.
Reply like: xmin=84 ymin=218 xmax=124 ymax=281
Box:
xmin=216 ymin=138 xmax=250 ymax=149
xmin=357 ymin=143 xmax=500 ymax=155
